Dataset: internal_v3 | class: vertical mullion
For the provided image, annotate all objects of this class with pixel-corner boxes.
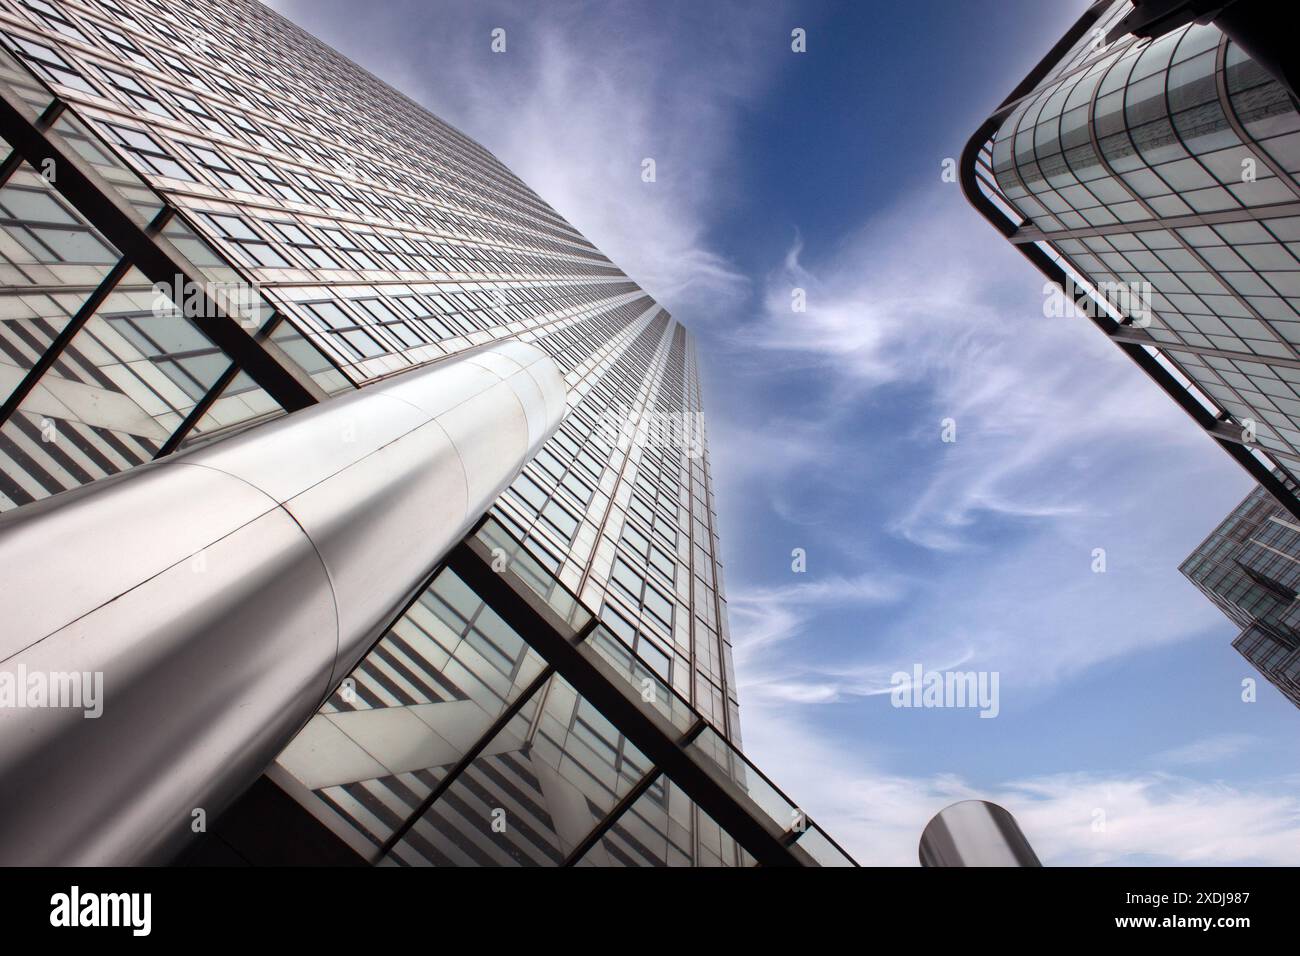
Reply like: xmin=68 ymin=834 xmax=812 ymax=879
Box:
xmin=0 ymin=246 xmax=140 ymax=429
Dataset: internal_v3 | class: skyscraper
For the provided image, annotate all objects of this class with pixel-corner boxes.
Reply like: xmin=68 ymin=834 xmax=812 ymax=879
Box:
xmin=0 ymin=0 xmax=853 ymax=866
xmin=1180 ymin=483 xmax=1300 ymax=709
xmin=962 ymin=0 xmax=1300 ymax=520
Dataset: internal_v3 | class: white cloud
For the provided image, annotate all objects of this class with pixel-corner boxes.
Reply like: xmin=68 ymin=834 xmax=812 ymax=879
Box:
xmin=269 ymin=0 xmax=775 ymax=317
xmin=745 ymin=706 xmax=1300 ymax=866
xmin=721 ymin=186 xmax=1248 ymax=700
xmin=1151 ymin=733 xmax=1258 ymax=768
xmin=728 ymin=570 xmax=908 ymax=679
xmin=744 ymin=189 xmax=1233 ymax=552
xmin=1013 ymin=773 xmax=1300 ymax=866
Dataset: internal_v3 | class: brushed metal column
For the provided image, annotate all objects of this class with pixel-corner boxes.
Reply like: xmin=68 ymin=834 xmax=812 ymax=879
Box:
xmin=0 ymin=340 xmax=566 ymax=865
xmin=919 ymin=800 xmax=1042 ymax=867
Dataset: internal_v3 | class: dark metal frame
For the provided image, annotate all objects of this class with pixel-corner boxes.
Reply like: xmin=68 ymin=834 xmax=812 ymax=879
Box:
xmin=291 ymin=511 xmax=859 ymax=868
xmin=0 ymin=85 xmax=325 ymax=409
xmin=437 ymin=529 xmax=815 ymax=867
xmin=0 ymin=44 xmax=332 ymax=459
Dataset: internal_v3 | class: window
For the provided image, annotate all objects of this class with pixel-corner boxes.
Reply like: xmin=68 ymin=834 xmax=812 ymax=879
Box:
xmin=643 ymin=586 xmax=674 ymax=629
xmin=106 ymin=309 xmax=234 ymax=403
xmin=6 ymin=34 xmax=96 ymax=93
xmin=353 ymin=297 xmax=426 ymax=347
xmin=99 ymin=25 xmax=152 ymax=69
xmin=301 ymin=301 xmax=386 ymax=360
xmin=201 ymin=212 xmax=292 ymax=268
xmin=560 ymin=471 xmax=593 ymax=505
xmin=172 ymin=92 xmax=227 ymax=135
xmin=246 ymin=160 xmax=305 ymax=204
xmin=99 ymin=123 xmax=193 ymax=180
xmin=228 ymin=113 xmax=276 ymax=152
xmin=649 ymin=546 xmax=674 ymax=583
xmin=541 ymin=498 xmax=579 ymax=540
xmin=99 ymin=65 xmax=171 ymax=117
xmin=266 ymin=220 xmax=341 ymax=269
xmin=320 ymin=227 xmax=380 ymax=270
xmin=0 ymin=183 xmax=117 ymax=264
xmin=358 ymin=231 xmax=410 ymax=271
xmin=611 ymin=559 xmax=643 ymax=601
xmin=19 ymin=0 xmax=88 ymax=42
xmin=636 ymin=636 xmax=672 ymax=682
xmin=601 ymin=606 xmax=637 ymax=645
xmin=510 ymin=472 xmax=549 ymax=512
xmin=183 ymin=144 xmax=256 ymax=193
xmin=293 ymin=171 xmax=341 ymax=210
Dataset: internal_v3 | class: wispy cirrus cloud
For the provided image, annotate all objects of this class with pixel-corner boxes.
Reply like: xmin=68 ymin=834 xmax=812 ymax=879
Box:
xmin=744 ymin=189 xmax=1224 ymax=552
xmin=1151 ymin=733 xmax=1259 ymax=768
xmin=728 ymin=570 xmax=908 ymax=667
xmin=746 ymin=706 xmax=1300 ymax=866
xmin=720 ymin=189 xmax=1238 ymax=702
xmin=269 ymin=0 xmax=777 ymax=316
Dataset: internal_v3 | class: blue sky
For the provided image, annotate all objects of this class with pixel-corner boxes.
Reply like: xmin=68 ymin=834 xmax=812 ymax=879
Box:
xmin=269 ymin=0 xmax=1300 ymax=864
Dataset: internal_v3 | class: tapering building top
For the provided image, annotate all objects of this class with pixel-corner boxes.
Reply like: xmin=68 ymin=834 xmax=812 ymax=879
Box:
xmin=0 ymin=0 xmax=854 ymax=865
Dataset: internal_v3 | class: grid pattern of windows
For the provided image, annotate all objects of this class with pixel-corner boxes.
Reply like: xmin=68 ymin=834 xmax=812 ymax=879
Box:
xmin=0 ymin=0 xmax=761 ymax=865
xmin=975 ymin=7 xmax=1300 ymax=484
xmin=273 ymin=518 xmax=849 ymax=866
xmin=0 ymin=0 xmax=631 ymax=385
xmin=969 ymin=2 xmax=1300 ymax=717
xmin=1181 ymin=484 xmax=1300 ymax=709
xmin=0 ymin=73 xmax=348 ymax=511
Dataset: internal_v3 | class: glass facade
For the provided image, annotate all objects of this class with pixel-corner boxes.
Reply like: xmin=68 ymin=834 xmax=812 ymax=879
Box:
xmin=0 ymin=0 xmax=848 ymax=864
xmin=965 ymin=0 xmax=1300 ymax=510
xmin=271 ymin=517 xmax=852 ymax=867
xmin=1181 ymin=484 xmax=1300 ymax=709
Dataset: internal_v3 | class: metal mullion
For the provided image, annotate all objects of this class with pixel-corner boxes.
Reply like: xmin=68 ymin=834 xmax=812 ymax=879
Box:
xmin=1077 ymin=48 xmax=1299 ymax=370
xmin=781 ymin=817 xmax=859 ymax=867
xmin=1214 ymin=34 xmax=1300 ymax=202
xmin=374 ymin=661 xmax=558 ymax=863
xmin=0 ymin=240 xmax=140 ymax=430
xmin=1053 ymin=240 xmax=1300 ymax=516
xmin=0 ymin=94 xmax=62 ymax=189
xmin=1011 ymin=202 xmax=1300 ymax=243
xmin=561 ymin=716 xmax=707 ymax=866
xmin=1006 ymin=86 xmax=1050 ymax=228
xmin=1142 ymin=32 xmax=1300 ymax=356
xmin=154 ymin=310 xmax=292 ymax=459
xmin=0 ymin=142 xmax=29 ymax=188
xmin=0 ymin=215 xmax=112 ymax=234
xmin=0 ymin=79 xmax=325 ymax=410
xmin=445 ymin=537 xmax=805 ymax=866
xmin=992 ymin=26 xmax=1136 ymax=122
xmin=1045 ymin=74 xmax=1110 ymax=223
xmin=153 ymin=357 xmax=238 ymax=457
xmin=1109 ymin=330 xmax=1300 ymax=371
xmin=562 ymin=768 xmax=665 ymax=867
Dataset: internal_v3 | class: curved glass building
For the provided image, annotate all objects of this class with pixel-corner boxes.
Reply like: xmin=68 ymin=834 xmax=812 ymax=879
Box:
xmin=963 ymin=0 xmax=1300 ymax=517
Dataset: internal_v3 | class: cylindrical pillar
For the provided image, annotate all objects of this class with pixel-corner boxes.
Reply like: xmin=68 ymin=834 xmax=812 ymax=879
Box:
xmin=0 ymin=339 xmax=565 ymax=864
xmin=919 ymin=800 xmax=1042 ymax=867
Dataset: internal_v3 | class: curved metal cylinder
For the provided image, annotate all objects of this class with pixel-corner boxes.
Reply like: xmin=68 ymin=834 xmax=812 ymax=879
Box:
xmin=919 ymin=799 xmax=1042 ymax=867
xmin=0 ymin=339 xmax=565 ymax=864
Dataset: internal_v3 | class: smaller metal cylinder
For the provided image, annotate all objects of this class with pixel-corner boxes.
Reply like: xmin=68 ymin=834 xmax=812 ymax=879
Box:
xmin=919 ymin=800 xmax=1041 ymax=867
